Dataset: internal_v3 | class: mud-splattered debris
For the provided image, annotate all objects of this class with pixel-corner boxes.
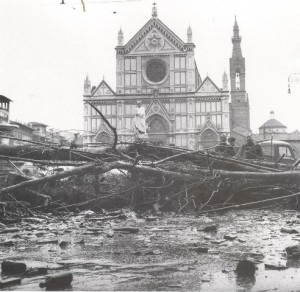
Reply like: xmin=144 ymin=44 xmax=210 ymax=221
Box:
xmin=1 ymin=260 xmax=27 ymax=274
xmin=114 ymin=227 xmax=139 ymax=233
xmin=0 ymin=277 xmax=21 ymax=288
xmin=201 ymin=225 xmax=217 ymax=232
xmin=190 ymin=247 xmax=209 ymax=253
xmin=236 ymin=259 xmax=256 ymax=276
xmin=286 ymin=244 xmax=300 ymax=258
xmin=37 ymin=239 xmax=58 ymax=244
xmin=281 ymin=227 xmax=299 ymax=234
xmin=211 ymin=239 xmax=226 ymax=244
xmin=224 ymin=234 xmax=237 ymax=240
xmin=0 ymin=227 xmax=20 ymax=234
xmin=39 ymin=272 xmax=73 ymax=290
xmin=25 ymin=267 xmax=48 ymax=277
xmin=264 ymin=263 xmax=289 ymax=270
xmin=59 ymin=240 xmax=70 ymax=248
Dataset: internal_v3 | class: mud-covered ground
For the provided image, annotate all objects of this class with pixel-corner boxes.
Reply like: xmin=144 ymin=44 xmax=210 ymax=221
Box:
xmin=0 ymin=209 xmax=300 ymax=291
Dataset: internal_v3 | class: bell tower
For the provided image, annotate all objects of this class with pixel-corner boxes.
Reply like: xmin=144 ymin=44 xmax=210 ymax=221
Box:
xmin=229 ymin=16 xmax=250 ymax=133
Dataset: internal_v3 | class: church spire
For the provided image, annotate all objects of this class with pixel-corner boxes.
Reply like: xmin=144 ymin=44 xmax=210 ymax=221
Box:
xmin=118 ymin=28 xmax=124 ymax=46
xmin=222 ymin=71 xmax=228 ymax=91
xmin=187 ymin=25 xmax=192 ymax=43
xmin=231 ymin=16 xmax=242 ymax=58
xmin=152 ymin=2 xmax=157 ymax=18
xmin=84 ymin=75 xmax=91 ymax=95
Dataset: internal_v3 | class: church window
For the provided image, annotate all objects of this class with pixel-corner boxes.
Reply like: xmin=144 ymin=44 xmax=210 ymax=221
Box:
xmin=111 ymin=118 xmax=116 ymax=128
xmin=211 ymin=102 xmax=216 ymax=112
xmin=175 ymin=57 xmax=186 ymax=69
xmin=196 ymin=102 xmax=201 ymax=113
xmin=176 ymin=135 xmax=187 ymax=147
xmin=131 ymin=74 xmax=136 ymax=86
xmin=125 ymin=74 xmax=137 ymax=86
xmin=84 ymin=119 xmax=88 ymax=131
xmin=107 ymin=105 xmax=111 ymax=115
xmin=117 ymin=118 xmax=122 ymax=129
xmin=188 ymin=57 xmax=192 ymax=68
xmin=117 ymin=74 xmax=122 ymax=86
xmin=124 ymin=58 xmax=136 ymax=71
xmin=102 ymin=105 xmax=107 ymax=115
xmin=180 ymin=57 xmax=186 ymax=69
xmin=91 ymin=119 xmax=97 ymax=132
xmin=124 ymin=104 xmax=131 ymax=115
xmin=131 ymin=59 xmax=137 ymax=70
xmin=125 ymin=59 xmax=130 ymax=71
xmin=125 ymin=74 xmax=130 ymax=86
xmin=175 ymin=102 xmax=187 ymax=113
xmin=146 ymin=59 xmax=167 ymax=83
xmin=175 ymin=116 xmax=187 ymax=130
xmin=125 ymin=117 xmax=132 ymax=129
xmin=175 ymin=87 xmax=181 ymax=92
xmin=96 ymin=118 xmax=101 ymax=129
xmin=216 ymin=102 xmax=221 ymax=112
xmin=111 ymin=105 xmax=116 ymax=115
xmin=235 ymin=72 xmax=240 ymax=90
xmin=206 ymin=102 xmax=211 ymax=112
xmin=175 ymin=72 xmax=186 ymax=85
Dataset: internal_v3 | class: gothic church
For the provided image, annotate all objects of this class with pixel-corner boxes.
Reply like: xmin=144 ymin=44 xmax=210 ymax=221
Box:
xmin=83 ymin=5 xmax=250 ymax=149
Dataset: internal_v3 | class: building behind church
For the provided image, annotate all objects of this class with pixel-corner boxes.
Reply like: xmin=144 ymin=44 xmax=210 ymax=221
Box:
xmin=83 ymin=5 xmax=250 ymax=149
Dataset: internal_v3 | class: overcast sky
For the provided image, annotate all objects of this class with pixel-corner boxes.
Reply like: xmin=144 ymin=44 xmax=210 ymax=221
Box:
xmin=1 ymin=0 xmax=300 ymax=133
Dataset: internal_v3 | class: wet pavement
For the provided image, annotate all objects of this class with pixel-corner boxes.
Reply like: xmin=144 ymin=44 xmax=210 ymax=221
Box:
xmin=0 ymin=209 xmax=300 ymax=291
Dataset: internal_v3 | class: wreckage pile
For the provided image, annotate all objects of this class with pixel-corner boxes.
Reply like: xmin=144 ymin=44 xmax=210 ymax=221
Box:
xmin=0 ymin=131 xmax=300 ymax=222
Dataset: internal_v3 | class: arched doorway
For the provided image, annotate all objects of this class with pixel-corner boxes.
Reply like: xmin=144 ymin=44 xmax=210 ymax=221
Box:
xmin=95 ymin=131 xmax=113 ymax=145
xmin=147 ymin=114 xmax=169 ymax=145
xmin=200 ymin=129 xmax=218 ymax=149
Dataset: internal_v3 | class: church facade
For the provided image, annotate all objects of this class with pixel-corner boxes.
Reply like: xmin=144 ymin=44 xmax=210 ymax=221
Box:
xmin=83 ymin=5 xmax=250 ymax=149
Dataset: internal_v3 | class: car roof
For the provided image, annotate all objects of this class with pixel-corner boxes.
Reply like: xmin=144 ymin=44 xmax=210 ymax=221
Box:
xmin=259 ymin=140 xmax=291 ymax=147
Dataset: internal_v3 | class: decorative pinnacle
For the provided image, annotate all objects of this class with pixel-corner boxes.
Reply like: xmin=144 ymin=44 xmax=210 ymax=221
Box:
xmin=152 ymin=2 xmax=157 ymax=17
xmin=187 ymin=25 xmax=192 ymax=42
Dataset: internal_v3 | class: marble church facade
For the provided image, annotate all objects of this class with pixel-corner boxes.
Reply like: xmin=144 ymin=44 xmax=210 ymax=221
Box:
xmin=83 ymin=5 xmax=250 ymax=149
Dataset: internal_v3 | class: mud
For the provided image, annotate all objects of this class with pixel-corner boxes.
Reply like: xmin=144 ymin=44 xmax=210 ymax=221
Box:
xmin=0 ymin=209 xmax=300 ymax=291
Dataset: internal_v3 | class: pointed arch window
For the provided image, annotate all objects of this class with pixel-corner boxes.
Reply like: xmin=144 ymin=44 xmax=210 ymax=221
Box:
xmin=235 ymin=72 xmax=240 ymax=90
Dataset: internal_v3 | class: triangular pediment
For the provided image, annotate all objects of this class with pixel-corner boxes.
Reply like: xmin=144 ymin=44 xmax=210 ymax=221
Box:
xmin=145 ymin=99 xmax=170 ymax=120
xmin=200 ymin=116 xmax=219 ymax=133
xmin=125 ymin=18 xmax=186 ymax=55
xmin=130 ymin=28 xmax=182 ymax=54
xmin=92 ymin=80 xmax=115 ymax=97
xmin=196 ymin=77 xmax=221 ymax=94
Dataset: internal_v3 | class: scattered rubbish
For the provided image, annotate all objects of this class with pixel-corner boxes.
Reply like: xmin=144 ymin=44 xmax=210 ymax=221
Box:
xmin=39 ymin=272 xmax=73 ymax=290
xmin=286 ymin=244 xmax=300 ymax=258
xmin=1 ymin=261 xmax=27 ymax=274
xmin=0 ymin=277 xmax=21 ymax=288
xmin=264 ymin=263 xmax=289 ymax=270
xmin=224 ymin=234 xmax=237 ymax=240
xmin=281 ymin=227 xmax=299 ymax=234
xmin=190 ymin=247 xmax=209 ymax=253
xmin=236 ymin=260 xmax=256 ymax=276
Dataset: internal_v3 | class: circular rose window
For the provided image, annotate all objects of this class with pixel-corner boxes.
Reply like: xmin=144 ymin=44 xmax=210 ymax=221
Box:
xmin=145 ymin=59 xmax=167 ymax=83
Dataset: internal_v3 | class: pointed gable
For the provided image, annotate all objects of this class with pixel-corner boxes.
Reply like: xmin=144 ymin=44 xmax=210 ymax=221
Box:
xmin=146 ymin=99 xmax=170 ymax=120
xmin=201 ymin=115 xmax=219 ymax=133
xmin=92 ymin=80 xmax=115 ymax=97
xmin=124 ymin=18 xmax=186 ymax=55
xmin=196 ymin=76 xmax=221 ymax=94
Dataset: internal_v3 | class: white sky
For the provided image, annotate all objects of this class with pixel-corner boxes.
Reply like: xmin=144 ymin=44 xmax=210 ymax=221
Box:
xmin=1 ymin=0 xmax=300 ymax=133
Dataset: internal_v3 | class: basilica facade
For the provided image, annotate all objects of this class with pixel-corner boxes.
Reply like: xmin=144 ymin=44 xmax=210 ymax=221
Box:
xmin=83 ymin=5 xmax=250 ymax=149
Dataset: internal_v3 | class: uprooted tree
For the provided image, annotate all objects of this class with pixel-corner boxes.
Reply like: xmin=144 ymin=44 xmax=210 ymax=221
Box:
xmin=0 ymin=105 xmax=300 ymax=221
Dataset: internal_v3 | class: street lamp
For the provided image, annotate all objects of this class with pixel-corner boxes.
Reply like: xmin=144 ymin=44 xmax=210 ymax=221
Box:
xmin=288 ymin=73 xmax=300 ymax=94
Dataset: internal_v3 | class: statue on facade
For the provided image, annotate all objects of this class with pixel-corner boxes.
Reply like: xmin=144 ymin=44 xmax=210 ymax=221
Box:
xmin=134 ymin=101 xmax=148 ymax=139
